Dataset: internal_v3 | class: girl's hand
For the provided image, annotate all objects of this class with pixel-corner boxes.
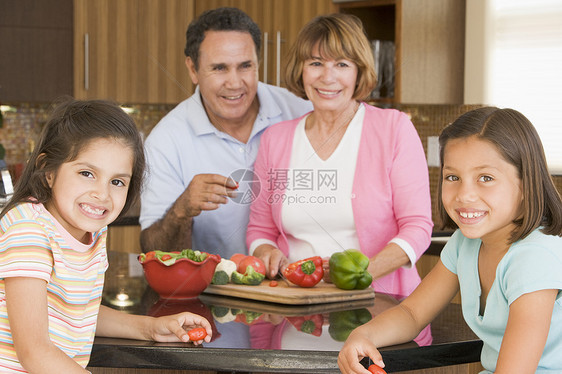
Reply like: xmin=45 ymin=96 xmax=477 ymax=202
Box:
xmin=150 ymin=312 xmax=212 ymax=345
xmin=338 ymin=327 xmax=385 ymax=374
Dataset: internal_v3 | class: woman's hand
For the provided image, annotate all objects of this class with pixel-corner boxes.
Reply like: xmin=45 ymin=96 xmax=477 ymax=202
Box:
xmin=149 ymin=312 xmax=212 ymax=345
xmin=254 ymin=244 xmax=289 ymax=279
xmin=322 ymin=256 xmax=332 ymax=283
xmin=338 ymin=325 xmax=385 ymax=374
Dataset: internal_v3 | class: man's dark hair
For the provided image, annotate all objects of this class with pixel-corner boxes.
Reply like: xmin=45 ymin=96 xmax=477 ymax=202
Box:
xmin=184 ymin=7 xmax=261 ymax=70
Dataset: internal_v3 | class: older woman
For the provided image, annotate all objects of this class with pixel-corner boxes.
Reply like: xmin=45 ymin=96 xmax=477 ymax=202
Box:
xmin=246 ymin=13 xmax=433 ymax=296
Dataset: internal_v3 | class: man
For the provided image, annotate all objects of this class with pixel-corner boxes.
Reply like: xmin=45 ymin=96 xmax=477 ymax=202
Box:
xmin=139 ymin=8 xmax=312 ymax=259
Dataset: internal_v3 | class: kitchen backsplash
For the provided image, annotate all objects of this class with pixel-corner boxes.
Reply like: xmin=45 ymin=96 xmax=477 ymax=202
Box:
xmin=2 ymin=101 xmax=561 ymax=229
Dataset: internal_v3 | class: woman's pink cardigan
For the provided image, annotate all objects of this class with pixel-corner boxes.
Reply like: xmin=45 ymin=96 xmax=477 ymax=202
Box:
xmin=247 ymin=104 xmax=433 ymax=296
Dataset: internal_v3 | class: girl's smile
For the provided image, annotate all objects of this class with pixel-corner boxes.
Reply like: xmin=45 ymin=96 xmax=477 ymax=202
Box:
xmin=456 ymin=208 xmax=487 ymax=224
xmin=441 ymin=135 xmax=523 ymax=249
xmin=45 ymin=138 xmax=134 ymax=243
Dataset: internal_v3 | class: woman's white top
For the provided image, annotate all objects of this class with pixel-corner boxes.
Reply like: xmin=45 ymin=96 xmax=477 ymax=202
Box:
xmin=280 ymin=104 xmax=365 ymax=262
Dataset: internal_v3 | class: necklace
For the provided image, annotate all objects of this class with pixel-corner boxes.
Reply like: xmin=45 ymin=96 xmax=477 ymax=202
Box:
xmin=306 ymin=101 xmax=361 ymax=160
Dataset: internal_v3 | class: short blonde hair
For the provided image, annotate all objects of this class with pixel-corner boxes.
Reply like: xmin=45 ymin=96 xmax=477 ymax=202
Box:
xmin=285 ymin=13 xmax=377 ymax=100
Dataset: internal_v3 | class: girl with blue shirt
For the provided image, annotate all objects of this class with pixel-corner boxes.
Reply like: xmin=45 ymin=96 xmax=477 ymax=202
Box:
xmin=338 ymin=107 xmax=562 ymax=374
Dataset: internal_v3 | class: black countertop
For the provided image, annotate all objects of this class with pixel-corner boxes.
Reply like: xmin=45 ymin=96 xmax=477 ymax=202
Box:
xmin=90 ymin=252 xmax=480 ymax=373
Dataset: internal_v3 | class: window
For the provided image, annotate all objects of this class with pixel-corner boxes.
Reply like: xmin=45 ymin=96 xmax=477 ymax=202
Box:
xmin=465 ymin=0 xmax=562 ymax=174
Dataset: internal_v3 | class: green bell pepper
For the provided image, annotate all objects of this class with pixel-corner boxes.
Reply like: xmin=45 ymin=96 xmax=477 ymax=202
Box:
xmin=328 ymin=308 xmax=372 ymax=341
xmin=329 ymin=249 xmax=373 ymax=290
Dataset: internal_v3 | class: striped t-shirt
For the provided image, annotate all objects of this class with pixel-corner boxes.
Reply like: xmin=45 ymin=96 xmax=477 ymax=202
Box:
xmin=0 ymin=202 xmax=108 ymax=372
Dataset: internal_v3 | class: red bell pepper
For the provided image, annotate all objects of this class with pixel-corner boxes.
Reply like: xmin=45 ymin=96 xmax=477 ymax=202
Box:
xmin=368 ymin=364 xmax=387 ymax=374
xmin=282 ymin=256 xmax=324 ymax=288
xmin=286 ymin=314 xmax=324 ymax=336
xmin=187 ymin=327 xmax=207 ymax=341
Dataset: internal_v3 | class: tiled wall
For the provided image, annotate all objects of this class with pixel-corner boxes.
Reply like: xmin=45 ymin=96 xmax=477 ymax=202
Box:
xmin=0 ymin=102 xmax=170 ymax=180
xmin=1 ymin=102 xmax=561 ymax=230
xmin=394 ymin=103 xmax=562 ymax=229
xmin=396 ymin=103 xmax=483 ymax=229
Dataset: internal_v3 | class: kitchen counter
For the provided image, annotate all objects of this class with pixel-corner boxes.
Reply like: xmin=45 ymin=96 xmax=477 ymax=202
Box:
xmin=89 ymin=252 xmax=481 ymax=373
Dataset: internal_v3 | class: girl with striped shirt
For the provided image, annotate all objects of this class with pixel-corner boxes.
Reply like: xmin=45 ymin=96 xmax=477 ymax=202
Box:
xmin=0 ymin=99 xmax=212 ymax=373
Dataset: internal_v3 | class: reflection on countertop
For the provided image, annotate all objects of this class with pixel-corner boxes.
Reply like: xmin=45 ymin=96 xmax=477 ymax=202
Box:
xmin=93 ymin=251 xmax=481 ymax=373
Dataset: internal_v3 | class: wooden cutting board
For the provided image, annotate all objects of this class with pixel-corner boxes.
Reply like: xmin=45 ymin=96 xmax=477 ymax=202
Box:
xmin=199 ymin=293 xmax=375 ymax=316
xmin=203 ymin=279 xmax=374 ymax=305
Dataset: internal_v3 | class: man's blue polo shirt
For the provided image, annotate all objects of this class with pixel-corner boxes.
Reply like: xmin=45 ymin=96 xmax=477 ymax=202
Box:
xmin=140 ymin=82 xmax=312 ymax=259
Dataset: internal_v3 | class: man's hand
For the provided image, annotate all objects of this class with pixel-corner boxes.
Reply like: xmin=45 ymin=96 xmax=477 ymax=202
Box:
xmin=140 ymin=173 xmax=237 ymax=253
xmin=177 ymin=173 xmax=238 ymax=218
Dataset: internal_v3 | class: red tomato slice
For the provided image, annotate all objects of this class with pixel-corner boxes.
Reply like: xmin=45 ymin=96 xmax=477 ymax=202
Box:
xmin=368 ymin=364 xmax=387 ymax=374
xmin=238 ymin=255 xmax=266 ymax=276
xmin=230 ymin=253 xmax=247 ymax=267
xmin=161 ymin=254 xmax=172 ymax=261
xmin=269 ymin=280 xmax=278 ymax=287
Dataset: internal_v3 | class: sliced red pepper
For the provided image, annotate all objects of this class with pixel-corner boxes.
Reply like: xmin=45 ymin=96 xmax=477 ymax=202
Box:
xmin=187 ymin=327 xmax=207 ymax=341
xmin=282 ymin=256 xmax=324 ymax=288
xmin=368 ymin=364 xmax=387 ymax=374
xmin=286 ymin=314 xmax=324 ymax=336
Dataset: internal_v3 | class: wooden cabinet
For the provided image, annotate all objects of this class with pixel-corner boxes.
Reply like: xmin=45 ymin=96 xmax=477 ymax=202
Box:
xmin=73 ymin=0 xmax=335 ymax=102
xmin=338 ymin=0 xmax=466 ymax=104
xmin=107 ymin=225 xmax=141 ymax=253
xmin=73 ymin=0 xmax=195 ymax=104
xmin=0 ymin=0 xmax=73 ymax=102
xmin=194 ymin=0 xmax=336 ymax=87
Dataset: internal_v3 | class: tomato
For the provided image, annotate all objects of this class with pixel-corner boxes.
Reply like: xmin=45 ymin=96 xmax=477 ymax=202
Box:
xmin=230 ymin=253 xmax=247 ymax=267
xmin=145 ymin=251 xmax=156 ymax=261
xmin=238 ymin=255 xmax=266 ymax=276
xmin=161 ymin=254 xmax=172 ymax=261
xmin=269 ymin=280 xmax=278 ymax=287
xmin=187 ymin=327 xmax=207 ymax=341
xmin=368 ymin=364 xmax=387 ymax=374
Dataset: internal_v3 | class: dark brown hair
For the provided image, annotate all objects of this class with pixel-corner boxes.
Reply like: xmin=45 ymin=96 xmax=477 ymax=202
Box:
xmin=437 ymin=107 xmax=562 ymax=242
xmin=284 ymin=13 xmax=377 ymax=101
xmin=184 ymin=7 xmax=261 ymax=70
xmin=1 ymin=98 xmax=145 ymax=220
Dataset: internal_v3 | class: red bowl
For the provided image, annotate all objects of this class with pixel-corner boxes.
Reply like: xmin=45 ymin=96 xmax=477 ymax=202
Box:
xmin=141 ymin=255 xmax=220 ymax=299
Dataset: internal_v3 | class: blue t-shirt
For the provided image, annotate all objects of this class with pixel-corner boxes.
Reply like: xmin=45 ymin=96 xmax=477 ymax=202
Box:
xmin=140 ymin=83 xmax=312 ymax=259
xmin=441 ymin=229 xmax=562 ymax=373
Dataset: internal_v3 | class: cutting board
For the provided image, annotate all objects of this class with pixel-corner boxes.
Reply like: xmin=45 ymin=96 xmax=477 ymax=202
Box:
xmin=203 ymin=279 xmax=375 ymax=305
xmin=199 ymin=293 xmax=375 ymax=316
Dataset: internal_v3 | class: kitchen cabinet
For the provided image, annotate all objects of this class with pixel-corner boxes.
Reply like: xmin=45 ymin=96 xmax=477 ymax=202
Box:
xmin=337 ymin=0 xmax=466 ymax=104
xmin=194 ymin=0 xmax=336 ymax=87
xmin=107 ymin=225 xmax=141 ymax=253
xmin=0 ymin=0 xmax=73 ymax=102
xmin=73 ymin=0 xmax=195 ymax=104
